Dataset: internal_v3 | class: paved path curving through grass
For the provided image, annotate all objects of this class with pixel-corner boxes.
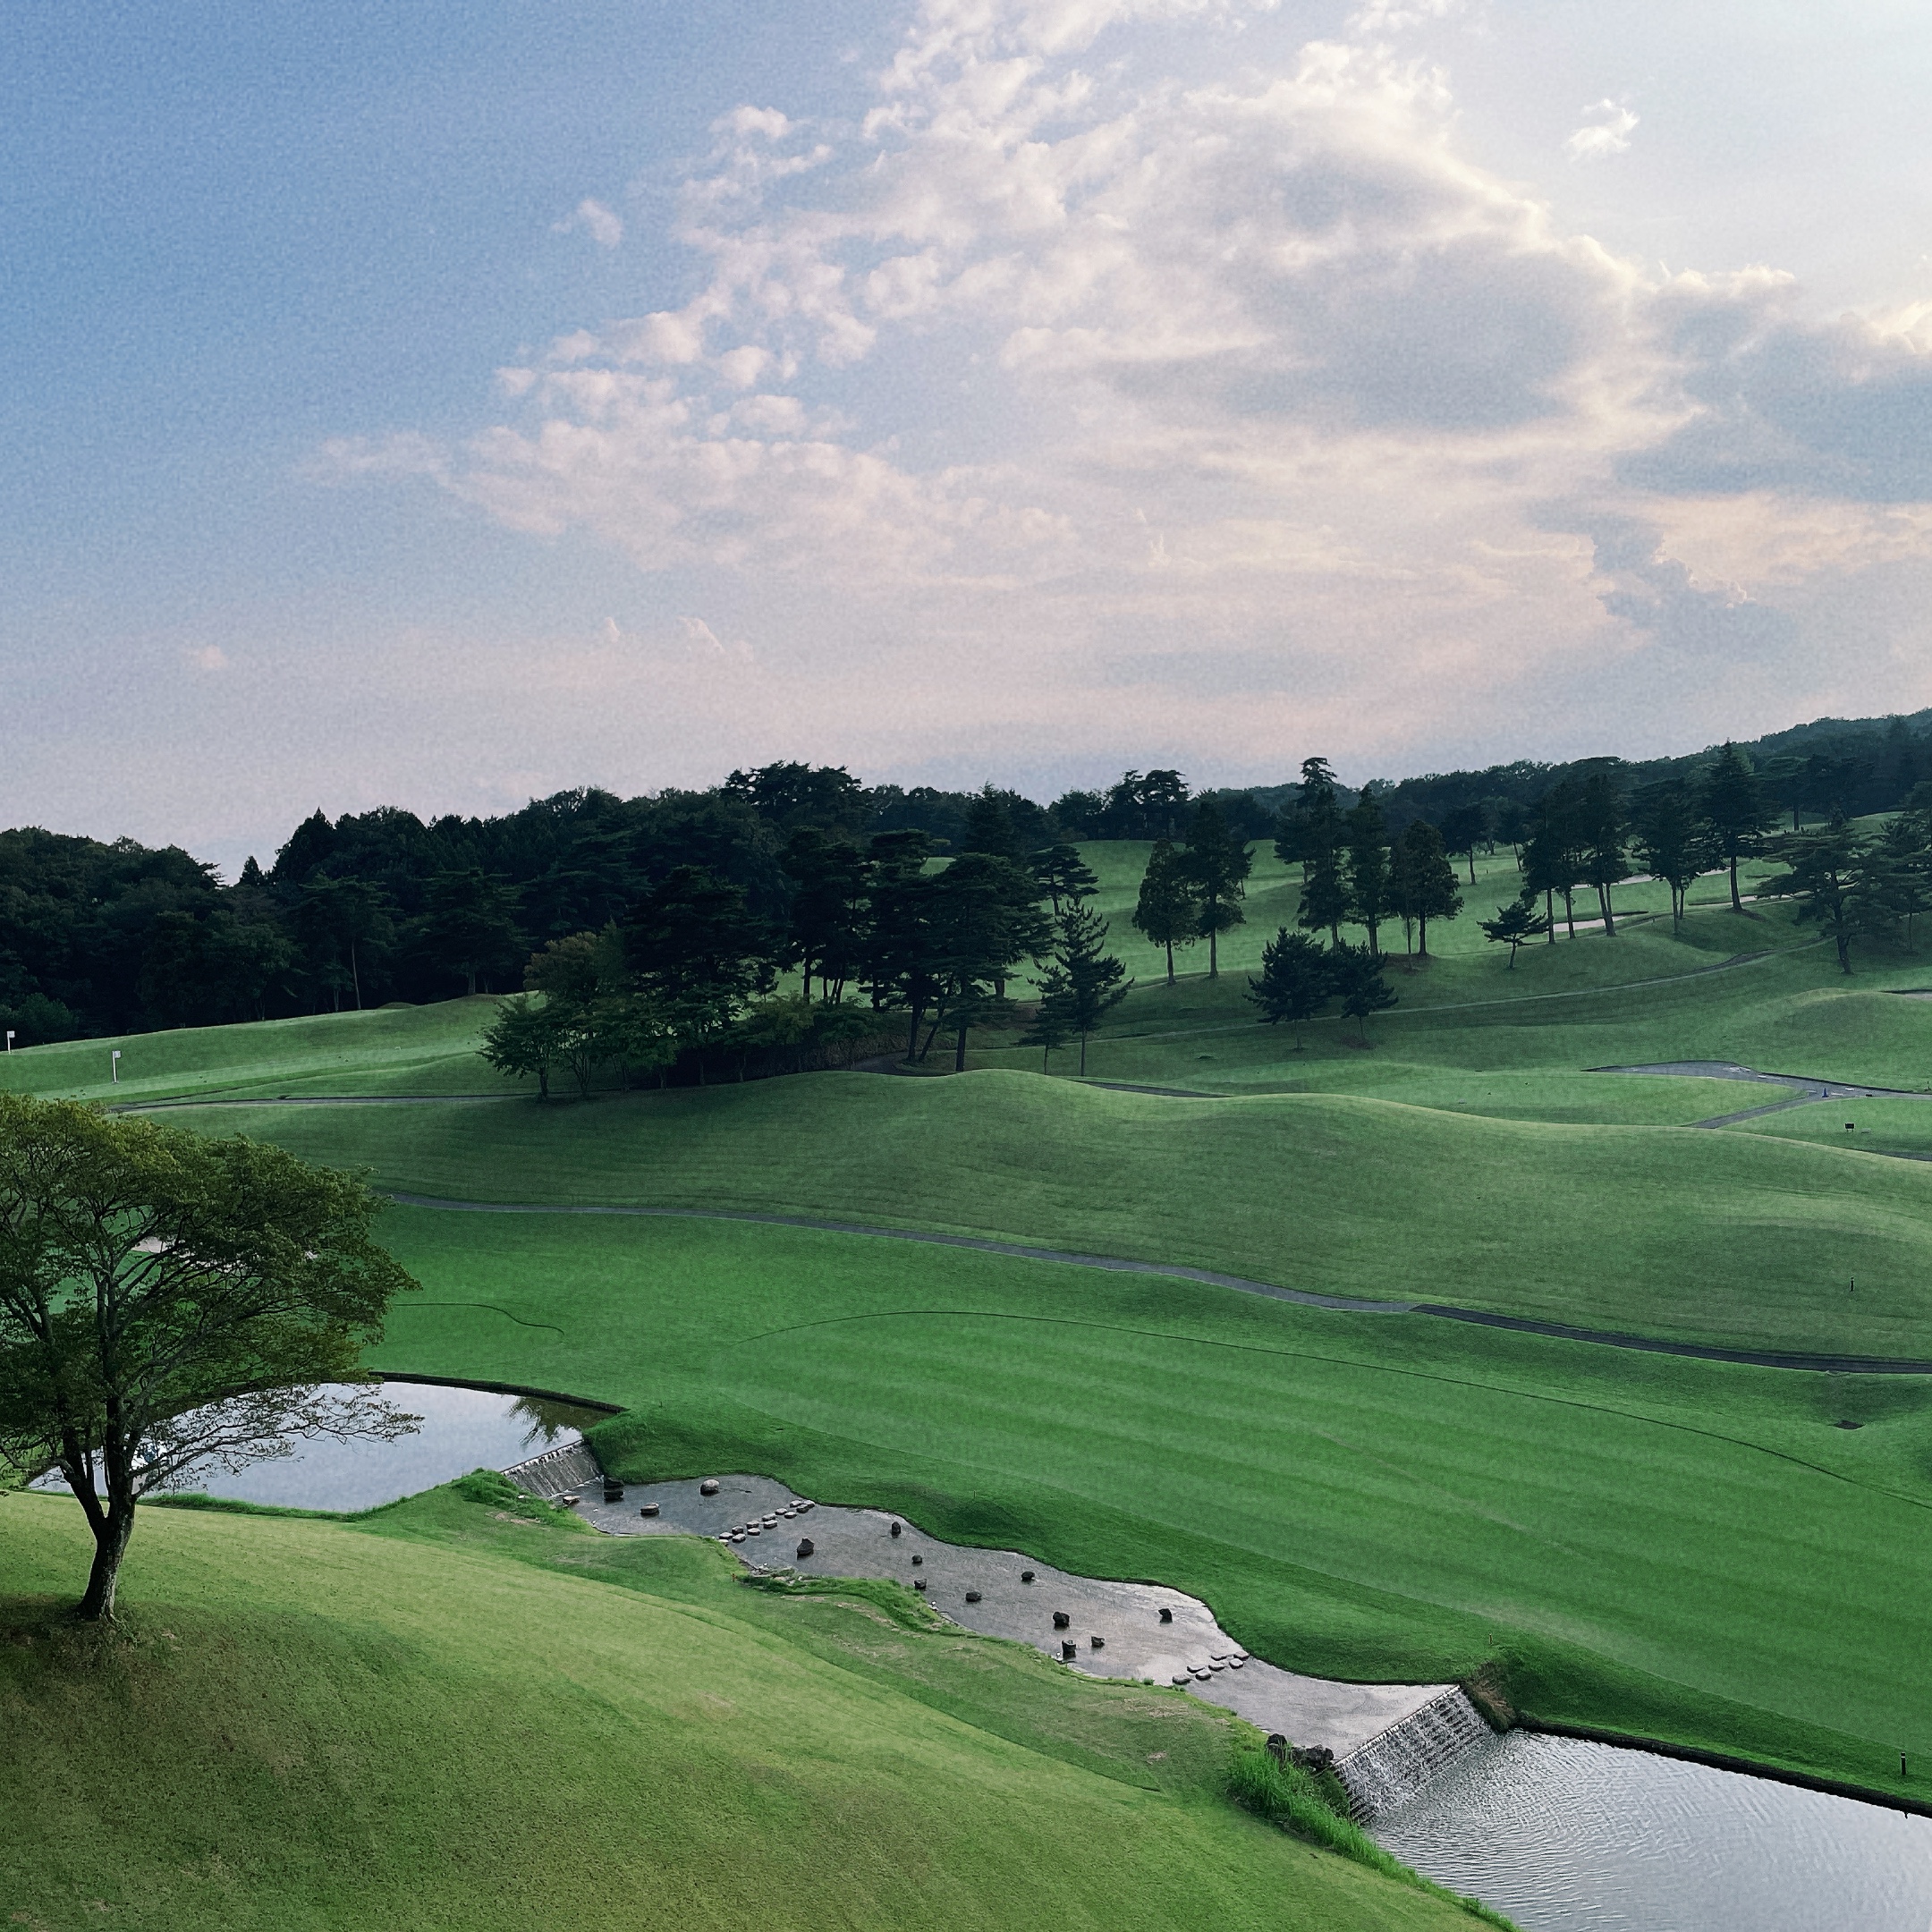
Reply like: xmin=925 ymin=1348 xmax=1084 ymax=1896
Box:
xmin=1597 ymin=1060 xmax=1932 ymax=1128
xmin=390 ymin=1191 xmax=1932 ymax=1375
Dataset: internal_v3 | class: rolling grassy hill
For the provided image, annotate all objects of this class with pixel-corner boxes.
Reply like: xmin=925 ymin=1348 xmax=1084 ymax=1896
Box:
xmin=2 ymin=1480 xmax=1496 ymax=1931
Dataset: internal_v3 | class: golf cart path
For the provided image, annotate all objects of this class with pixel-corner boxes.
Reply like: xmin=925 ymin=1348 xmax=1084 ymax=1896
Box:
xmin=391 ymin=1191 xmax=1932 ymax=1376
xmin=1597 ymin=1061 xmax=1932 ymax=1129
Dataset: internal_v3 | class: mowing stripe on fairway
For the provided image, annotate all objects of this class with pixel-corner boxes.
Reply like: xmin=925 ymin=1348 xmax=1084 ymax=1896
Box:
xmin=389 ymin=1191 xmax=1932 ymax=1376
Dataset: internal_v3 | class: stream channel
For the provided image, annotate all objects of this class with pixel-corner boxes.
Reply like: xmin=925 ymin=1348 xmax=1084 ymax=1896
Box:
xmin=36 ymin=1382 xmax=1932 ymax=1929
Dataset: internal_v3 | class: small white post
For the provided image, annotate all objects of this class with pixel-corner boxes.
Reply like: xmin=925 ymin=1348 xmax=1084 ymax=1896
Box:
xmin=4 ymin=1031 xmax=13 ymax=1051
xmin=111 ymin=1050 xmax=121 ymax=1084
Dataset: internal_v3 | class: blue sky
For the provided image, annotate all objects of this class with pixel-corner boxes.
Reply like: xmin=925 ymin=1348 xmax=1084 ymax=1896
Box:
xmin=7 ymin=0 xmax=1932 ymax=873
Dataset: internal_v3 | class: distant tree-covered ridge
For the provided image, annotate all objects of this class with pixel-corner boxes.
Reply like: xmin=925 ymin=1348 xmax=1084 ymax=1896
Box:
xmin=4 ymin=707 xmax=1932 ymax=1045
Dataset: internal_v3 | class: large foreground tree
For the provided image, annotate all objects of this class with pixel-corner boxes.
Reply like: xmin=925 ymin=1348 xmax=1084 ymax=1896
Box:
xmin=0 ymin=1099 xmax=419 ymax=1620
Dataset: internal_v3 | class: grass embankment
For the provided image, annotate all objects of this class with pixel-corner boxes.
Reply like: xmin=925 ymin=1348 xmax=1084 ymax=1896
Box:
xmin=191 ymin=1069 xmax=1932 ymax=1355
xmin=281 ymin=1203 xmax=1932 ymax=1809
xmin=0 ymin=1479 xmax=1499 ymax=1932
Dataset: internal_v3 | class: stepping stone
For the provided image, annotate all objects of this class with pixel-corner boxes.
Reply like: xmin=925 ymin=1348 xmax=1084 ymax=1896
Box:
xmin=1208 ymin=1659 xmax=1225 ymax=1671
xmin=797 ymin=1500 xmax=815 ymax=1511
xmin=796 ymin=1538 xmax=815 ymax=1559
xmin=1089 ymin=1635 xmax=1105 ymax=1649
xmin=639 ymin=1504 xmax=661 ymax=1518
xmin=964 ymin=1590 xmax=981 ymax=1604
xmin=1021 ymin=1571 xmax=1036 ymax=1584
xmin=1229 ymin=1657 xmax=1245 ymax=1668
xmin=1061 ymin=1640 xmax=1078 ymax=1659
xmin=699 ymin=1479 xmax=721 ymax=1496
xmin=1172 ymin=1674 xmax=1191 ymax=1686
xmin=911 ymin=1555 xmax=923 ymax=1566
xmin=1157 ymin=1607 xmax=1173 ymax=1623
xmin=890 ymin=1522 xmax=902 ymax=1537
xmin=1052 ymin=1612 xmax=1071 ymax=1630
xmin=747 ymin=1525 xmax=762 ymax=1535
xmin=913 ymin=1579 xmax=928 ymax=1592
xmin=780 ymin=1508 xmax=796 ymax=1518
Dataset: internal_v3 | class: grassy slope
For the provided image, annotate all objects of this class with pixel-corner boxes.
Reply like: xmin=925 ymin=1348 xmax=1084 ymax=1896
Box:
xmin=340 ymin=1206 xmax=1932 ymax=1805
xmin=0 ymin=1485 xmax=1486 ymax=1932
xmin=187 ymin=1070 xmax=1932 ymax=1354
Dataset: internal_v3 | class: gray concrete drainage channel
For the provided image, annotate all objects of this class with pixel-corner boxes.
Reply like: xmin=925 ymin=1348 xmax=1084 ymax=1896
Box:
xmin=503 ymin=1449 xmax=1489 ymax=1820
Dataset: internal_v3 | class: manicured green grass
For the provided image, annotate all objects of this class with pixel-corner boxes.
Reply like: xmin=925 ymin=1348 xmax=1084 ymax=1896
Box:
xmin=0 ymin=997 xmax=512 ymax=1105
xmin=337 ymin=1204 xmax=1932 ymax=1807
xmin=0 ymin=1481 xmax=1492 ymax=1932
xmin=175 ymin=1070 xmax=1932 ymax=1354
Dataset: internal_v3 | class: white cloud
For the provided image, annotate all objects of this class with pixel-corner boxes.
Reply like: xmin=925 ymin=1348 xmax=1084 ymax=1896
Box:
xmin=329 ymin=0 xmax=1932 ymax=781
xmin=553 ymin=197 xmax=624 ymax=247
xmin=186 ymin=645 xmax=229 ymax=673
xmin=1564 ymin=99 xmax=1639 ymax=163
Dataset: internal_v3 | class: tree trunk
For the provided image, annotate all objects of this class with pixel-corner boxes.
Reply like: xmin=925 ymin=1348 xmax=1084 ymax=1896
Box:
xmin=907 ymin=1006 xmax=921 ymax=1064
xmin=1418 ymin=914 xmax=1428 ymax=958
xmin=1208 ymin=928 xmax=1218 ymax=978
xmin=1466 ymin=853 xmax=1476 ymax=885
xmin=79 ymin=1497 xmax=136 ymax=1622
xmin=1079 ymin=1031 xmax=1089 ymax=1076
xmin=1165 ymin=938 xmax=1174 ymax=985
xmin=954 ymin=1024 xmax=968 ymax=1072
xmin=1729 ymin=854 xmax=1743 ymax=913
xmin=1545 ymin=890 xmax=1556 ymax=944
xmin=1836 ymin=928 xmax=1852 ymax=973
xmin=1597 ymin=883 xmax=1616 ymax=937
xmin=1562 ymin=888 xmax=1575 ymax=939
xmin=351 ymin=940 xmax=363 ymax=1010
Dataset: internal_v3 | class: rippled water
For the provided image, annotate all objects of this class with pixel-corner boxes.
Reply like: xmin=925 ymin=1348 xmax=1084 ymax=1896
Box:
xmin=1376 ymin=1731 xmax=1932 ymax=1932
xmin=32 ymin=1382 xmax=605 ymax=1512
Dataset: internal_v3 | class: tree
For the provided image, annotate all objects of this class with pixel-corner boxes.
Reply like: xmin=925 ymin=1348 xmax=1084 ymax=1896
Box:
xmin=1018 ymin=966 xmax=1075 ymax=1071
xmin=1039 ymin=903 xmax=1131 ymax=1074
xmin=1245 ymin=929 xmax=1332 ymax=1047
xmin=1862 ymin=809 xmax=1932 ymax=950
xmin=1521 ymin=783 xmax=1584 ymax=940
xmin=1698 ymin=743 xmax=1776 ymax=914
xmin=415 ymin=869 xmax=524 ymax=996
xmin=1479 ymin=893 xmax=1552 ymax=968
xmin=1131 ymin=839 xmax=1199 ymax=984
xmin=1758 ymin=815 xmax=1871 ymax=973
xmin=1030 ymin=842 xmax=1098 ymax=917
xmin=479 ymin=992 xmax=569 ymax=1099
xmin=780 ymin=827 xmax=869 ymax=1004
xmin=924 ymin=854 xmax=1049 ymax=1069
xmin=1578 ymin=769 xmax=1631 ymax=936
xmin=0 ymin=1098 xmax=419 ymax=1620
xmin=1394 ymin=819 xmax=1462 ymax=957
xmin=861 ymin=831 xmax=941 ymax=1064
xmin=1629 ymin=776 xmax=1705 ymax=928
xmin=1329 ymin=942 xmax=1397 ymax=1043
xmin=624 ymin=865 xmax=775 ymax=1051
xmin=1439 ymin=803 xmax=1489 ymax=886
xmin=1343 ymin=795 xmax=1393 ymax=955
xmin=961 ymin=788 xmax=1023 ymax=860
xmin=1183 ymin=801 xmax=1252 ymax=977
xmin=294 ymin=877 xmax=394 ymax=1011
xmin=1281 ymin=758 xmax=1349 ymax=945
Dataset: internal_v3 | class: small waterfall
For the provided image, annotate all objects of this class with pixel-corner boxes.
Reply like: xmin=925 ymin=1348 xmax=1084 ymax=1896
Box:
xmin=502 ymin=1438 xmax=603 ymax=1498
xmin=1335 ymin=1689 xmax=1494 ymax=1821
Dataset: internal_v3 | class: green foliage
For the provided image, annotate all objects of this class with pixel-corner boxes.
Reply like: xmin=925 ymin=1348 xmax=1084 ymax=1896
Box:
xmin=1329 ymin=941 xmax=1398 ymax=1038
xmin=1393 ymin=819 xmax=1462 ymax=956
xmin=1343 ymin=796 xmax=1393 ymax=954
xmin=1246 ymin=928 xmax=1331 ymax=1044
xmin=1182 ymin=800 xmax=1252 ymax=976
xmin=1035 ymin=903 xmax=1131 ymax=1072
xmin=1131 ymin=837 xmax=1199 ymax=983
xmin=1477 ymin=893 xmax=1551 ymax=967
xmin=1698 ymin=743 xmax=1778 ymax=912
xmin=0 ymin=1097 xmax=419 ymax=1617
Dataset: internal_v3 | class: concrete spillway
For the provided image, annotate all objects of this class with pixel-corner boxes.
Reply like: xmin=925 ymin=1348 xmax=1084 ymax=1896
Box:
xmin=519 ymin=1460 xmax=1492 ymax=1819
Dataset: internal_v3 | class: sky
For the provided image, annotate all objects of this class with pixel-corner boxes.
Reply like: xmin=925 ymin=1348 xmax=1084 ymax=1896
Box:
xmin=7 ymin=0 xmax=1932 ymax=875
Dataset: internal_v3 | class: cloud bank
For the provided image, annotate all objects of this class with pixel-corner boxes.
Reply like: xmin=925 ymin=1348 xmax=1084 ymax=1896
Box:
xmin=333 ymin=0 xmax=1932 ymax=786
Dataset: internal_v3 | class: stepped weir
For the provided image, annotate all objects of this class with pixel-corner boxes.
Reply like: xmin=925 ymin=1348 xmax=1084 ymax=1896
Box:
xmin=1334 ymin=1688 xmax=1494 ymax=1820
xmin=502 ymin=1438 xmax=603 ymax=1498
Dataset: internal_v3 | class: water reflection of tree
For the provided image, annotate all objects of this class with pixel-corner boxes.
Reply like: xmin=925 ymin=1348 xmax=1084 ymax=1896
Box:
xmin=510 ymin=1395 xmax=605 ymax=1446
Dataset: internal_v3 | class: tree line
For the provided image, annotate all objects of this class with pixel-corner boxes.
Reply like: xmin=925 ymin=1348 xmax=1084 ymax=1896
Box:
xmin=481 ymin=789 xmax=1134 ymax=1094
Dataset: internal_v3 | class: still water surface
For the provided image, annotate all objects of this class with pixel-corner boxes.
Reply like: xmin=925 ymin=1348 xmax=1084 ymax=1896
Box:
xmin=1377 ymin=1730 xmax=1932 ymax=1932
xmin=31 ymin=1381 xmax=603 ymax=1512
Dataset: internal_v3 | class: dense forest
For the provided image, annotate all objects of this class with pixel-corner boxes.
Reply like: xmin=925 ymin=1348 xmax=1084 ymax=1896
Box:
xmin=2 ymin=707 xmax=1928 ymax=1053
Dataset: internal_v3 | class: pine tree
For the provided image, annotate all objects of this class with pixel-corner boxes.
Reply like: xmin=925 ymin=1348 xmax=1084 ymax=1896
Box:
xmin=1329 ymin=941 xmax=1397 ymax=1043
xmin=1698 ymin=743 xmax=1776 ymax=914
xmin=1245 ymin=929 xmax=1332 ymax=1047
xmin=1019 ymin=964 xmax=1075 ymax=1071
xmin=1182 ymin=800 xmax=1252 ymax=978
xmin=1343 ymin=795 xmax=1393 ymax=955
xmin=1439 ymin=802 xmax=1489 ymax=886
xmin=1131 ymin=838 xmax=1199 ymax=984
xmin=1040 ymin=903 xmax=1131 ymax=1074
xmin=1629 ymin=776 xmax=1705 ymax=928
xmin=1029 ymin=842 xmax=1098 ymax=916
xmin=1759 ymin=815 xmax=1871 ymax=973
xmin=1281 ymin=757 xmax=1349 ymax=945
xmin=1479 ymin=893 xmax=1552 ymax=969
xmin=1396 ymin=819 xmax=1462 ymax=957
xmin=1579 ymin=768 xmax=1631 ymax=936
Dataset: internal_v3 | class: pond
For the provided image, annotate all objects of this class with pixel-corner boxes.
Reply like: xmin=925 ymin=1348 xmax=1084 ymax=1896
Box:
xmin=30 ymin=1381 xmax=607 ymax=1513
xmin=1375 ymin=1729 xmax=1932 ymax=1932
